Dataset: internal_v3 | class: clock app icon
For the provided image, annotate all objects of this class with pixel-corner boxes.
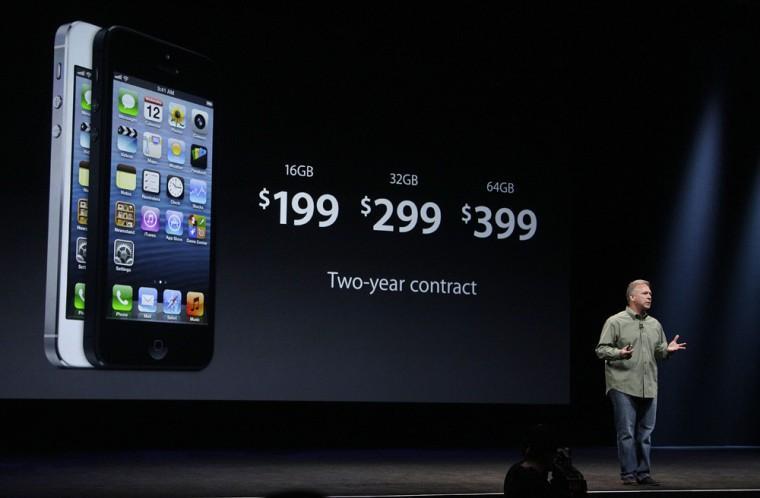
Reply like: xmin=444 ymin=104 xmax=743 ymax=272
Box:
xmin=167 ymin=175 xmax=184 ymax=200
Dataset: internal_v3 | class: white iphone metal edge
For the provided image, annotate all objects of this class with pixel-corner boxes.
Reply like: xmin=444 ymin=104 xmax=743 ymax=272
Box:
xmin=44 ymin=21 xmax=100 ymax=368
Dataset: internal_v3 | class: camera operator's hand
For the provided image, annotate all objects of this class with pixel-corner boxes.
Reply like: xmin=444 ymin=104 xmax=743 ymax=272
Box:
xmin=619 ymin=345 xmax=633 ymax=359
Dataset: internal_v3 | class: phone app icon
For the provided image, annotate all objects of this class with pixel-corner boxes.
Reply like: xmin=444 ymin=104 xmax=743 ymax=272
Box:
xmin=165 ymin=210 xmax=183 ymax=236
xmin=74 ymin=283 xmax=86 ymax=310
xmin=169 ymin=102 xmax=186 ymax=129
xmin=186 ymin=291 xmax=204 ymax=317
xmin=80 ymin=122 xmax=90 ymax=149
xmin=81 ymin=83 xmax=92 ymax=111
xmin=118 ymin=88 xmax=139 ymax=117
xmin=77 ymin=199 xmax=88 ymax=225
xmin=117 ymin=125 xmax=138 ymax=153
xmin=143 ymin=132 xmax=162 ymax=159
xmin=167 ymin=175 xmax=184 ymax=200
xmin=190 ymin=145 xmax=207 ymax=169
xmin=140 ymin=206 xmax=160 ymax=232
xmin=75 ymin=237 xmax=87 ymax=264
xmin=142 ymin=169 xmax=160 ymax=194
xmin=113 ymin=239 xmax=134 ymax=266
xmin=163 ymin=289 xmax=182 ymax=315
xmin=78 ymin=161 xmax=90 ymax=187
xmin=188 ymin=214 xmax=207 ymax=240
xmin=144 ymin=95 xmax=163 ymax=123
xmin=189 ymin=179 xmax=207 ymax=204
xmin=168 ymin=138 xmax=186 ymax=165
xmin=138 ymin=287 xmax=158 ymax=313
xmin=112 ymin=284 xmax=133 ymax=312
xmin=192 ymin=109 xmax=208 ymax=135
xmin=115 ymin=164 xmax=137 ymax=191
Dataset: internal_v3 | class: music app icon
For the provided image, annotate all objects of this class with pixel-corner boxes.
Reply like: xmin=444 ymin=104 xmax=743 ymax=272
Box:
xmin=186 ymin=291 xmax=204 ymax=318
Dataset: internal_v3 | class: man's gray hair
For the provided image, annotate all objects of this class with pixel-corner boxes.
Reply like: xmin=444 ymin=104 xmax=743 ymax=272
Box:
xmin=626 ymin=279 xmax=650 ymax=303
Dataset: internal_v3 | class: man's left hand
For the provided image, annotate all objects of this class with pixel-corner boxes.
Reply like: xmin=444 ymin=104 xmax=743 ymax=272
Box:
xmin=667 ymin=334 xmax=687 ymax=353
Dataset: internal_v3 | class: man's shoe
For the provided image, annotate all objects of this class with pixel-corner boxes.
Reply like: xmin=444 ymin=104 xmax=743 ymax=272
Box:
xmin=621 ymin=477 xmax=637 ymax=485
xmin=637 ymin=476 xmax=661 ymax=486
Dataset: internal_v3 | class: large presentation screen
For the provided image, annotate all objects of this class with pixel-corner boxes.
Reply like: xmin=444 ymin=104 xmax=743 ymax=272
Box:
xmin=3 ymin=18 xmax=570 ymax=404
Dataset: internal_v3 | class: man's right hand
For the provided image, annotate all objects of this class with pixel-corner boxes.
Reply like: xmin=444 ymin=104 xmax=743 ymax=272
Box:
xmin=619 ymin=345 xmax=634 ymax=359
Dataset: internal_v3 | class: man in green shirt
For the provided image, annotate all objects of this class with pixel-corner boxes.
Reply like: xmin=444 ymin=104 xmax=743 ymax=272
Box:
xmin=595 ymin=279 xmax=687 ymax=486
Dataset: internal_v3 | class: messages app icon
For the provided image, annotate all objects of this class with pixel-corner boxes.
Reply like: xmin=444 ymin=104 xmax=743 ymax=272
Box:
xmin=81 ymin=83 xmax=92 ymax=111
xmin=118 ymin=88 xmax=139 ymax=116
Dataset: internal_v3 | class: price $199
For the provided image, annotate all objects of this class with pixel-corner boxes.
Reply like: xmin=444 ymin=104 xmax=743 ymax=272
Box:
xmin=259 ymin=188 xmax=339 ymax=227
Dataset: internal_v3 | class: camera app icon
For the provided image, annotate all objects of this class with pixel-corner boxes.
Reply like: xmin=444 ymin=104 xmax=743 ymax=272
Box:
xmin=80 ymin=122 xmax=90 ymax=149
xmin=192 ymin=109 xmax=208 ymax=135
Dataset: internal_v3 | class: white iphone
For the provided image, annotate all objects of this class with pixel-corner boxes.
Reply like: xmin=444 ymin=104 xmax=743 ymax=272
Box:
xmin=44 ymin=21 xmax=101 ymax=367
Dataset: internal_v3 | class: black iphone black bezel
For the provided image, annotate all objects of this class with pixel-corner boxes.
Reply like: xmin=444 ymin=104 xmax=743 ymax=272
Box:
xmin=85 ymin=26 xmax=216 ymax=370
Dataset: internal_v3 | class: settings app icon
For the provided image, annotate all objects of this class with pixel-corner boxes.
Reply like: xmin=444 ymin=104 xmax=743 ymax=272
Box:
xmin=76 ymin=237 xmax=87 ymax=264
xmin=113 ymin=239 xmax=134 ymax=267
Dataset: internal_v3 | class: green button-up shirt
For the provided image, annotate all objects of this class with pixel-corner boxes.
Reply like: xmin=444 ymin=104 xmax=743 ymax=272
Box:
xmin=595 ymin=307 xmax=670 ymax=398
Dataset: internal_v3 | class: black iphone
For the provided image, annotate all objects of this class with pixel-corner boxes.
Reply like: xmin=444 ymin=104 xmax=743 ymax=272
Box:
xmin=85 ymin=26 xmax=216 ymax=369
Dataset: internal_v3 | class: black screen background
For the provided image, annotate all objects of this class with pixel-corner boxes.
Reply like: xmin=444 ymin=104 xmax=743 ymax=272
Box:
xmin=2 ymin=7 xmax=569 ymax=403
xmin=8 ymin=3 xmax=760 ymax=446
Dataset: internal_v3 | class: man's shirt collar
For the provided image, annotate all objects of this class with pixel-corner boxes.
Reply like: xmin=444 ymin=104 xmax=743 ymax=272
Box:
xmin=625 ymin=306 xmax=648 ymax=320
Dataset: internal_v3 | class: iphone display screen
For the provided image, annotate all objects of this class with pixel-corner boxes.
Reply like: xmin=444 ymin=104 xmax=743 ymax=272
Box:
xmin=65 ymin=67 xmax=93 ymax=319
xmin=103 ymin=72 xmax=214 ymax=325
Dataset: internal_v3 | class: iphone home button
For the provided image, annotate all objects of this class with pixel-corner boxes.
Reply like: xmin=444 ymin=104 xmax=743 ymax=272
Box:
xmin=149 ymin=339 xmax=168 ymax=360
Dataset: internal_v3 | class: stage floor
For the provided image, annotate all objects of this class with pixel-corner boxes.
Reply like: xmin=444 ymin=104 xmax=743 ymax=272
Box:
xmin=1 ymin=447 xmax=759 ymax=497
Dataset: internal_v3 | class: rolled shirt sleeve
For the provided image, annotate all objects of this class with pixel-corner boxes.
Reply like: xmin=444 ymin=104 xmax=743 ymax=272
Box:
xmin=596 ymin=318 xmax=622 ymax=361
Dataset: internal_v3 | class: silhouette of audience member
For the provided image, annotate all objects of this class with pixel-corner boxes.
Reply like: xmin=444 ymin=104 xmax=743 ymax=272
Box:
xmin=504 ymin=425 xmax=558 ymax=498
xmin=504 ymin=425 xmax=587 ymax=498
